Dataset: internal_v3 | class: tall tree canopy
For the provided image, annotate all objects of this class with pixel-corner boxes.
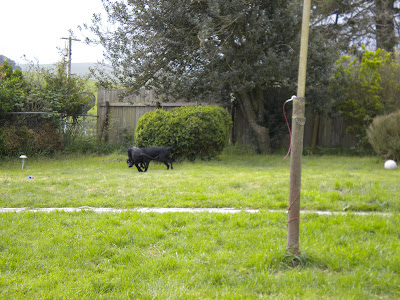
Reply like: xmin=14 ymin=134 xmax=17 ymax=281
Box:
xmin=85 ymin=0 xmax=338 ymax=152
xmin=313 ymin=0 xmax=400 ymax=52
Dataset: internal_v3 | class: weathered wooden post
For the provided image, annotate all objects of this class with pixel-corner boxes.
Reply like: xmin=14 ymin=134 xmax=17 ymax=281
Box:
xmin=287 ymin=0 xmax=311 ymax=254
xmin=98 ymin=100 xmax=110 ymax=145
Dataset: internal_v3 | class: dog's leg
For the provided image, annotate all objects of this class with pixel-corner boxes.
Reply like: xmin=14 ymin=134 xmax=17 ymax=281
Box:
xmin=135 ymin=163 xmax=143 ymax=172
xmin=165 ymin=157 xmax=173 ymax=170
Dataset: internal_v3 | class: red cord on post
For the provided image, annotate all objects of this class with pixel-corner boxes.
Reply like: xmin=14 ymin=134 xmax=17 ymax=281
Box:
xmin=283 ymin=96 xmax=295 ymax=160
xmin=288 ymin=188 xmax=301 ymax=212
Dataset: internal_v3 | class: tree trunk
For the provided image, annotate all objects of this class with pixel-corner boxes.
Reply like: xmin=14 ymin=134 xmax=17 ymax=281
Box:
xmin=238 ymin=91 xmax=271 ymax=153
xmin=375 ymin=0 xmax=396 ymax=52
xmin=311 ymin=113 xmax=320 ymax=152
xmin=230 ymin=101 xmax=236 ymax=145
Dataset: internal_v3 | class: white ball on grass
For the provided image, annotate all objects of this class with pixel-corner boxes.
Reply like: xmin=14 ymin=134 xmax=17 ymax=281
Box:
xmin=384 ymin=160 xmax=397 ymax=170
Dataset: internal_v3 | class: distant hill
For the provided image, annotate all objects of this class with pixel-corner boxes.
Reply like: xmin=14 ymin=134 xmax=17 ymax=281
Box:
xmin=19 ymin=63 xmax=98 ymax=77
xmin=0 ymin=55 xmax=20 ymax=70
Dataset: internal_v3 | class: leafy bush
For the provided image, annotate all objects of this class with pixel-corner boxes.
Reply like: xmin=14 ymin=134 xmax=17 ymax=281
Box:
xmin=135 ymin=106 xmax=232 ymax=160
xmin=367 ymin=110 xmax=400 ymax=161
xmin=0 ymin=62 xmax=27 ymax=116
xmin=0 ymin=122 xmax=62 ymax=156
xmin=331 ymin=47 xmax=400 ymax=148
xmin=0 ymin=59 xmax=96 ymax=157
xmin=134 ymin=109 xmax=173 ymax=147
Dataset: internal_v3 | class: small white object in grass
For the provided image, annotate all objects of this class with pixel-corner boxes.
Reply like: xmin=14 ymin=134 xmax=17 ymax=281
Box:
xmin=19 ymin=155 xmax=27 ymax=169
xmin=384 ymin=160 xmax=397 ymax=170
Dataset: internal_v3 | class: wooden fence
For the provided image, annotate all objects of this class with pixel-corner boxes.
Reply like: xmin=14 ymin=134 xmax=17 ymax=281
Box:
xmin=97 ymin=89 xmax=357 ymax=149
xmin=97 ymin=89 xmax=217 ymax=144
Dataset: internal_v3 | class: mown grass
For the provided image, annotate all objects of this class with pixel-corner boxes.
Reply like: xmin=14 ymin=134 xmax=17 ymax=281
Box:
xmin=0 ymin=153 xmax=399 ymax=298
xmin=0 ymin=153 xmax=398 ymax=212
xmin=0 ymin=211 xmax=399 ymax=299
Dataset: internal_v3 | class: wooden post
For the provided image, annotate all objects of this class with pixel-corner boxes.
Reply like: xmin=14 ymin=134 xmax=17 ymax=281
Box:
xmin=98 ymin=100 xmax=110 ymax=145
xmin=287 ymin=0 xmax=311 ymax=254
xmin=287 ymin=97 xmax=306 ymax=254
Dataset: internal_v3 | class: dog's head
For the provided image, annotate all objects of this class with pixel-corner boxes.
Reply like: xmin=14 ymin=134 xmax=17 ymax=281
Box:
xmin=126 ymin=158 xmax=134 ymax=168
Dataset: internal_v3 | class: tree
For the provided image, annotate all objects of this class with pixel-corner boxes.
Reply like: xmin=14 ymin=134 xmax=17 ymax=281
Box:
xmin=22 ymin=59 xmax=92 ymax=115
xmin=375 ymin=0 xmax=397 ymax=51
xmin=0 ymin=61 xmax=27 ymax=116
xmin=330 ymin=47 xmax=400 ymax=147
xmin=313 ymin=0 xmax=400 ymax=52
xmin=0 ymin=55 xmax=19 ymax=70
xmin=84 ymin=0 xmax=336 ymax=153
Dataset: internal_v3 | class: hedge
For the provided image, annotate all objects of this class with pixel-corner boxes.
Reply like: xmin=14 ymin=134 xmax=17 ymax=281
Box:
xmin=135 ymin=106 xmax=232 ymax=161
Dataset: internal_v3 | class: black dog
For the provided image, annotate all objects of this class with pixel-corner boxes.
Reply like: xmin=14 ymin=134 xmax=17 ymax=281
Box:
xmin=127 ymin=146 xmax=157 ymax=172
xmin=140 ymin=138 xmax=177 ymax=170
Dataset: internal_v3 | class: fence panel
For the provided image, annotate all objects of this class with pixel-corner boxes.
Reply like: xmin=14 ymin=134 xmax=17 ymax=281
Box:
xmin=97 ymin=89 xmax=215 ymax=144
xmin=97 ymin=89 xmax=357 ymax=149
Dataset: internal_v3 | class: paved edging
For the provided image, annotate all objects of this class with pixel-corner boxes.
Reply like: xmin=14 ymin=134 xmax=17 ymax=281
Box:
xmin=0 ymin=207 xmax=394 ymax=216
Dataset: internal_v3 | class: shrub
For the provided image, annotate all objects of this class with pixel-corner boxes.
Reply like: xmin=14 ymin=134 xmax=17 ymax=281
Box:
xmin=367 ymin=110 xmax=400 ymax=161
xmin=0 ymin=125 xmax=36 ymax=156
xmin=135 ymin=106 xmax=232 ymax=160
xmin=134 ymin=109 xmax=173 ymax=147
xmin=0 ymin=62 xmax=27 ymax=116
xmin=34 ymin=123 xmax=63 ymax=154
xmin=0 ymin=122 xmax=62 ymax=157
xmin=331 ymin=47 xmax=400 ymax=148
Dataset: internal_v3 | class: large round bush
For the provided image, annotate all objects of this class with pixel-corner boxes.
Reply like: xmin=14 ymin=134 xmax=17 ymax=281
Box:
xmin=135 ymin=106 xmax=232 ymax=160
xmin=367 ymin=110 xmax=400 ymax=161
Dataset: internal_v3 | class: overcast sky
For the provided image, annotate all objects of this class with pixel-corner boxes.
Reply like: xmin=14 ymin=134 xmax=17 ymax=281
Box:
xmin=1 ymin=0 xmax=106 ymax=65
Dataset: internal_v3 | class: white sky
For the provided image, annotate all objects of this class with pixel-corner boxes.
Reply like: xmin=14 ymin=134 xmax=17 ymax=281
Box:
xmin=1 ymin=0 xmax=106 ymax=65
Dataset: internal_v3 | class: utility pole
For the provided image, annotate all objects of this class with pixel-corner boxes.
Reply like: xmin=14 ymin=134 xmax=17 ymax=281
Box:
xmin=61 ymin=36 xmax=80 ymax=79
xmin=286 ymin=0 xmax=311 ymax=254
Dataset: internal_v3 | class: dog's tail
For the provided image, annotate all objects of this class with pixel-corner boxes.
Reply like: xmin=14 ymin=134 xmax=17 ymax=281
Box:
xmin=141 ymin=153 xmax=159 ymax=160
xmin=168 ymin=137 xmax=177 ymax=152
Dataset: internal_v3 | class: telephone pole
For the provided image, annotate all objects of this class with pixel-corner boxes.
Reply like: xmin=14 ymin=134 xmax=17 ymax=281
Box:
xmin=61 ymin=36 xmax=81 ymax=79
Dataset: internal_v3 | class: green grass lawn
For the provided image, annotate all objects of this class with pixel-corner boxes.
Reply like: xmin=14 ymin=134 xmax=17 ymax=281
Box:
xmin=0 ymin=153 xmax=399 ymax=212
xmin=0 ymin=153 xmax=399 ymax=299
xmin=0 ymin=211 xmax=398 ymax=299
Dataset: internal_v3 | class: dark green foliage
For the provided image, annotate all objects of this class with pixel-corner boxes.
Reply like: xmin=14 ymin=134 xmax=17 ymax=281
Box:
xmin=331 ymin=47 xmax=400 ymax=148
xmin=85 ymin=0 xmax=339 ymax=153
xmin=367 ymin=110 xmax=400 ymax=161
xmin=0 ymin=62 xmax=27 ymax=116
xmin=313 ymin=0 xmax=399 ymax=52
xmin=135 ymin=106 xmax=232 ymax=160
xmin=42 ymin=63 xmax=91 ymax=118
xmin=0 ymin=122 xmax=62 ymax=157
xmin=0 ymin=59 xmax=96 ymax=157
xmin=22 ymin=61 xmax=92 ymax=119
xmin=134 ymin=109 xmax=173 ymax=148
xmin=1 ymin=60 xmax=91 ymax=118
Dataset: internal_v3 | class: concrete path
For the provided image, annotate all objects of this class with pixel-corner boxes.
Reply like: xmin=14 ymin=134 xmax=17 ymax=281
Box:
xmin=0 ymin=207 xmax=393 ymax=216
